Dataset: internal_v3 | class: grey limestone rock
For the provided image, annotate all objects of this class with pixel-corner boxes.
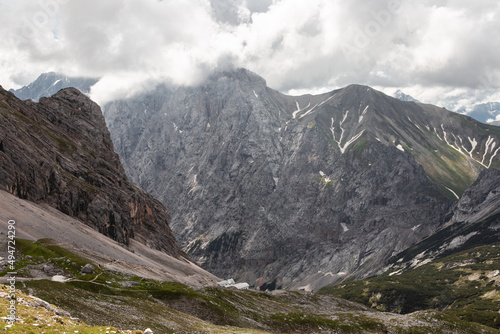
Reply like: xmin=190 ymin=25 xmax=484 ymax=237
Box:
xmin=102 ymin=69 xmax=500 ymax=290
xmin=81 ymin=264 xmax=95 ymax=274
xmin=0 ymin=86 xmax=186 ymax=260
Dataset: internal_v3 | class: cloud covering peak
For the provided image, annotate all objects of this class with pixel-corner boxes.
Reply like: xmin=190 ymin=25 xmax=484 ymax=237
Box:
xmin=1 ymin=0 xmax=500 ymax=107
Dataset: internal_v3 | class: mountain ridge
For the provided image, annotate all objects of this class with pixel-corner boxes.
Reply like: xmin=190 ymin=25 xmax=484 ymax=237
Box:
xmin=0 ymin=86 xmax=185 ymax=259
xmin=8 ymin=69 xmax=500 ymax=291
xmin=103 ymin=69 xmax=477 ymax=290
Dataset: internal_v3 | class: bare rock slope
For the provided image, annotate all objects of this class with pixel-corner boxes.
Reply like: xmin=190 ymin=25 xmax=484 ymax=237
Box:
xmin=0 ymin=86 xmax=183 ymax=259
xmin=104 ymin=69 xmax=500 ymax=290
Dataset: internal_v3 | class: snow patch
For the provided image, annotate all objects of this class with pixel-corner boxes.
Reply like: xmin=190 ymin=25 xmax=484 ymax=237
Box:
xmin=439 ymin=125 xmax=497 ymax=168
xmin=445 ymin=186 xmax=459 ymax=199
xmin=389 ymin=270 xmax=403 ymax=276
xmin=359 ymin=105 xmax=369 ymax=122
xmin=415 ymin=259 xmax=432 ymax=268
xmin=341 ymin=223 xmax=349 ymax=232
xmin=52 ymin=79 xmax=61 ymax=86
xmin=292 ymin=101 xmax=309 ymax=119
xmin=253 ymin=90 xmax=259 ymax=98
xmin=396 ymin=144 xmax=404 ymax=152
xmin=467 ymin=137 xmax=478 ymax=158
xmin=298 ymin=95 xmax=336 ymax=119
xmin=411 ymin=224 xmax=420 ymax=232
xmin=51 ymin=275 xmax=69 ymax=282
xmin=330 ymin=112 xmax=365 ymax=154
xmin=273 ymin=177 xmax=279 ymax=187
xmin=482 ymin=136 xmax=500 ymax=167
xmin=218 ymin=278 xmax=249 ymax=289
xmin=173 ymin=122 xmax=182 ymax=133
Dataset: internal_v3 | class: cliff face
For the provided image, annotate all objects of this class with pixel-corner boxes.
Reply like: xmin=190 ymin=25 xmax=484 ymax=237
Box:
xmin=0 ymin=86 xmax=184 ymax=259
xmin=102 ymin=69 xmax=499 ymax=290
xmin=10 ymin=69 xmax=499 ymax=291
xmin=381 ymin=167 xmax=500 ymax=276
xmin=451 ymin=168 xmax=500 ymax=224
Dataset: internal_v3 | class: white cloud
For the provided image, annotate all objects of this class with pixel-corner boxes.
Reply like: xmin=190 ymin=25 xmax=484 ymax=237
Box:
xmin=0 ymin=0 xmax=500 ymax=107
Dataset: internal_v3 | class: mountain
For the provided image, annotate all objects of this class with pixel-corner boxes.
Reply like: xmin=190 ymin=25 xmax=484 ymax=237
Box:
xmin=319 ymin=168 xmax=500 ymax=329
xmin=103 ymin=68 xmax=500 ymax=291
xmin=458 ymin=102 xmax=500 ymax=124
xmin=393 ymin=89 xmax=420 ymax=103
xmin=10 ymin=72 xmax=98 ymax=101
xmin=383 ymin=167 xmax=500 ymax=272
xmin=0 ymin=189 xmax=218 ymax=287
xmin=7 ymin=257 xmax=497 ymax=334
xmin=0 ymin=86 xmax=185 ymax=258
xmin=393 ymin=91 xmax=500 ymax=126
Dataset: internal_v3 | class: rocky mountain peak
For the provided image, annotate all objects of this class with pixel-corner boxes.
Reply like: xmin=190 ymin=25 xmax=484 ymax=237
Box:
xmin=0 ymin=86 xmax=185 ymax=259
xmin=103 ymin=75 xmax=462 ymax=290
xmin=393 ymin=89 xmax=420 ymax=103
xmin=209 ymin=67 xmax=268 ymax=87
xmin=8 ymin=69 xmax=500 ymax=292
xmin=9 ymin=72 xmax=98 ymax=102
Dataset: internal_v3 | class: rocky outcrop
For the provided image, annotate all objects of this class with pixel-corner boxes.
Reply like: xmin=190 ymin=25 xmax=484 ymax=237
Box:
xmin=451 ymin=168 xmax=500 ymax=223
xmin=10 ymin=72 xmax=97 ymax=102
xmin=103 ymin=69 xmax=499 ymax=290
xmin=13 ymin=69 xmax=498 ymax=291
xmin=0 ymin=86 xmax=184 ymax=259
xmin=382 ymin=168 xmax=500 ymax=273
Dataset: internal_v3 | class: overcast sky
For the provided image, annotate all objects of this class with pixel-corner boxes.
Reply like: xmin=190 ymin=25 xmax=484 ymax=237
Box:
xmin=1 ymin=0 xmax=499 ymax=115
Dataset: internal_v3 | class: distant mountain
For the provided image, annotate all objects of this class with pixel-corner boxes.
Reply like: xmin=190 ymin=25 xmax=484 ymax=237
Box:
xmin=457 ymin=102 xmax=500 ymax=124
xmin=10 ymin=72 xmax=98 ymax=101
xmin=103 ymin=68 xmax=500 ymax=291
xmin=393 ymin=89 xmax=420 ymax=103
xmin=393 ymin=90 xmax=500 ymax=126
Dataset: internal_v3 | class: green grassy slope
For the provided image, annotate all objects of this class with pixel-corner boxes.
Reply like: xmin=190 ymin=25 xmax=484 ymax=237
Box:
xmin=319 ymin=243 xmax=500 ymax=330
xmin=1 ymin=239 xmax=498 ymax=333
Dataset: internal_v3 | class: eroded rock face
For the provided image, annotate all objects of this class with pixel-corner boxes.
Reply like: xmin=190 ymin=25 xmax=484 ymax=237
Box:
xmin=451 ymin=168 xmax=500 ymax=224
xmin=381 ymin=168 xmax=500 ymax=275
xmin=0 ymin=86 xmax=185 ymax=259
xmin=105 ymin=69 xmax=489 ymax=290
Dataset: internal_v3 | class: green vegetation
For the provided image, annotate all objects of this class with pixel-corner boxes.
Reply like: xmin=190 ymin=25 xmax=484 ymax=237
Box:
xmin=351 ymin=137 xmax=368 ymax=159
xmin=1 ymin=239 xmax=498 ymax=333
xmin=0 ymin=285 xmax=147 ymax=333
xmin=319 ymin=244 xmax=500 ymax=330
xmin=44 ymin=129 xmax=78 ymax=153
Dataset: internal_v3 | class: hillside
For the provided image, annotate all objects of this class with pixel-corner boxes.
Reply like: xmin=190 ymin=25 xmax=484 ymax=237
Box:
xmin=1 ymin=241 xmax=497 ymax=333
xmin=103 ymin=68 xmax=500 ymax=290
xmin=0 ymin=86 xmax=183 ymax=257
xmin=319 ymin=167 xmax=500 ymax=329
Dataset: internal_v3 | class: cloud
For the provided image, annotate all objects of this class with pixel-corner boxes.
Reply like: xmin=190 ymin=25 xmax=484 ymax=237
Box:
xmin=0 ymin=0 xmax=499 ymax=107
